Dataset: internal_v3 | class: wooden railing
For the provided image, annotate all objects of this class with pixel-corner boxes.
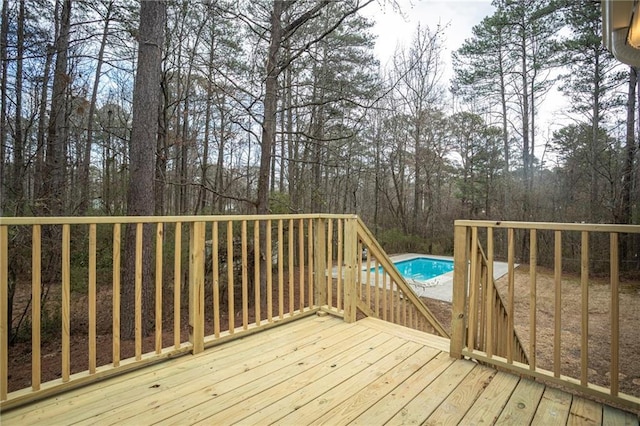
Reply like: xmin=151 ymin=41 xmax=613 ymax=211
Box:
xmin=352 ymin=218 xmax=449 ymax=337
xmin=0 ymin=214 xmax=446 ymax=410
xmin=471 ymin=239 xmax=529 ymax=364
xmin=451 ymin=220 xmax=640 ymax=413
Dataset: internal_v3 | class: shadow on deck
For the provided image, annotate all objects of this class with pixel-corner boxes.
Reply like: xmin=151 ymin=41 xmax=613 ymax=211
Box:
xmin=2 ymin=315 xmax=638 ymax=425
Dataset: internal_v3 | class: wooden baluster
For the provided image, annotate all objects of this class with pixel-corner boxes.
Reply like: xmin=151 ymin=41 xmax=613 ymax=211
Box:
xmin=155 ymin=223 xmax=162 ymax=354
xmin=254 ymin=221 xmax=261 ymax=326
xmin=308 ymin=219 xmax=313 ymax=308
xmin=382 ymin=271 xmax=387 ymax=321
xmin=402 ymin=288 xmax=407 ymax=326
xmin=581 ymin=231 xmax=589 ymax=386
xmin=32 ymin=225 xmax=41 ymax=390
xmin=113 ymin=224 xmax=121 ymax=365
xmin=288 ymin=219 xmax=294 ymax=316
xmin=314 ymin=218 xmax=327 ymax=308
xmin=327 ymin=219 xmax=333 ymax=310
xmin=242 ymin=221 xmax=248 ymax=330
xmin=554 ymin=230 xmax=562 ymax=378
xmin=212 ymin=222 xmax=220 ymax=337
xmin=485 ymin=227 xmax=494 ymax=359
xmin=389 ymin=281 xmax=395 ymax=324
xmin=189 ymin=221 xmax=205 ymax=353
xmin=89 ymin=224 xmax=97 ymax=371
xmin=62 ymin=224 xmax=71 ymax=380
xmin=610 ymin=232 xmax=619 ymax=396
xmin=298 ymin=219 xmax=304 ymax=312
xmin=343 ymin=218 xmax=357 ymax=323
xmin=227 ymin=221 xmax=234 ymax=333
xmin=374 ymin=260 xmax=380 ymax=317
xmin=0 ymin=225 xmax=6 ymax=399
xmin=278 ymin=219 xmax=284 ymax=318
xmin=135 ymin=223 xmax=143 ymax=360
xmin=337 ymin=219 xmax=343 ymax=311
xmin=366 ymin=248 xmax=371 ymax=308
xmin=267 ymin=220 xmax=273 ymax=322
xmin=507 ymin=228 xmax=515 ymax=364
xmin=173 ymin=222 xmax=181 ymax=348
xmin=529 ymin=229 xmax=537 ymax=370
xmin=467 ymin=227 xmax=479 ymax=352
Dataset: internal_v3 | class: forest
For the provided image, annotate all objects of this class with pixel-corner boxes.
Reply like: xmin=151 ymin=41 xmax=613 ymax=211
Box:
xmin=0 ymin=0 xmax=638 ymax=256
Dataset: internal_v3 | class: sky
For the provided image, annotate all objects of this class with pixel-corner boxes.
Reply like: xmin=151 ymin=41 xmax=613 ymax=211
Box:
xmin=365 ymin=0 xmax=496 ymax=72
xmin=364 ymin=0 xmax=571 ymax=163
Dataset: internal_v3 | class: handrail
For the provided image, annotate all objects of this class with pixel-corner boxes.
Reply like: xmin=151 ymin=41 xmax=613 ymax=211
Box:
xmin=451 ymin=220 xmax=640 ymax=413
xmin=0 ymin=215 xmax=330 ymax=410
xmin=353 ymin=218 xmax=449 ymax=338
xmin=453 ymin=220 xmax=640 ymax=234
xmin=0 ymin=213 xmax=447 ymax=410
xmin=474 ymin=241 xmax=529 ymax=364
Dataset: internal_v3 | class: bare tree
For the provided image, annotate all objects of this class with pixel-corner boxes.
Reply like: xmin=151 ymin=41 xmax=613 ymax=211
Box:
xmin=41 ymin=0 xmax=72 ymax=215
xmin=121 ymin=0 xmax=166 ymax=339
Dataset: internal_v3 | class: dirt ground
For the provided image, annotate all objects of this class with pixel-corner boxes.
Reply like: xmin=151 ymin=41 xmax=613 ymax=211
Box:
xmin=492 ymin=265 xmax=640 ymax=399
xmin=422 ymin=266 xmax=640 ymax=402
xmin=6 ymin=265 xmax=640 ymax=406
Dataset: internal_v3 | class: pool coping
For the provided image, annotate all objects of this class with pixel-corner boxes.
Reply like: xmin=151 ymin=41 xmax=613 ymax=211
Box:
xmin=385 ymin=253 xmax=514 ymax=303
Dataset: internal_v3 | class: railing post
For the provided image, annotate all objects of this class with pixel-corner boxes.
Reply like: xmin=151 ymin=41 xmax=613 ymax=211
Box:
xmin=451 ymin=223 xmax=470 ymax=358
xmin=1 ymin=225 xmax=8 ymax=401
xmin=189 ymin=221 xmax=205 ymax=354
xmin=314 ymin=218 xmax=327 ymax=308
xmin=343 ymin=218 xmax=358 ymax=323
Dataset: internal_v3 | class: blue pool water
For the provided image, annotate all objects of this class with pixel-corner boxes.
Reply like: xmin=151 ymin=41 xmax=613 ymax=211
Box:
xmin=392 ymin=257 xmax=454 ymax=281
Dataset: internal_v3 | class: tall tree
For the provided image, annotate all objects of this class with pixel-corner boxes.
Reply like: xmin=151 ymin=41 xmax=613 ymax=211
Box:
xmin=0 ymin=0 xmax=10 ymax=216
xmin=11 ymin=0 xmax=25 ymax=215
xmin=559 ymin=0 xmax=626 ymax=222
xmin=121 ymin=0 xmax=166 ymax=339
xmin=392 ymin=24 xmax=446 ymax=235
xmin=453 ymin=11 xmax=514 ymax=217
xmin=500 ymin=0 xmax=562 ymax=220
xmin=41 ymin=0 xmax=72 ymax=215
xmin=79 ymin=0 xmax=114 ymax=214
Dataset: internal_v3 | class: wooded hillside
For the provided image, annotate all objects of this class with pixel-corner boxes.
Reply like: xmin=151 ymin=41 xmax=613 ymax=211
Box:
xmin=1 ymin=0 xmax=638 ymax=256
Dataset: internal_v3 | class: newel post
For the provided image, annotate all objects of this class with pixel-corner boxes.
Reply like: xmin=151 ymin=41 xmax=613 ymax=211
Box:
xmin=451 ymin=223 xmax=470 ymax=358
xmin=313 ymin=218 xmax=327 ymax=308
xmin=189 ymin=221 xmax=205 ymax=354
xmin=343 ymin=218 xmax=358 ymax=323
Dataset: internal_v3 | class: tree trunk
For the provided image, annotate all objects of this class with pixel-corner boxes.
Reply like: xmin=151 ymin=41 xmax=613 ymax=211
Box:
xmin=79 ymin=1 xmax=113 ymax=214
xmin=197 ymin=29 xmax=216 ymax=214
xmin=122 ymin=0 xmax=165 ymax=339
xmin=257 ymin=0 xmax=284 ymax=215
xmin=42 ymin=0 xmax=72 ymax=215
xmin=34 ymin=44 xmax=54 ymax=206
xmin=590 ymin=50 xmax=601 ymax=222
xmin=12 ymin=0 xmax=25 ymax=215
xmin=621 ymin=67 xmax=637 ymax=261
xmin=155 ymin=71 xmax=169 ymax=215
xmin=0 ymin=0 xmax=8 ymax=217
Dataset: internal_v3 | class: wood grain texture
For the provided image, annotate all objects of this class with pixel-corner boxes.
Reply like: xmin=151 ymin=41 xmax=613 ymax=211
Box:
xmin=2 ymin=316 xmax=637 ymax=425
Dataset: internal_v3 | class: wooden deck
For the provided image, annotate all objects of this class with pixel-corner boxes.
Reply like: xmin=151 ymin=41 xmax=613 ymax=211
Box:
xmin=1 ymin=315 xmax=638 ymax=426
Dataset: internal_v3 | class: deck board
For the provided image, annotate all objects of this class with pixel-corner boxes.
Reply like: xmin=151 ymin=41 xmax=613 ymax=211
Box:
xmin=458 ymin=370 xmax=520 ymax=424
xmin=306 ymin=346 xmax=440 ymax=425
xmin=386 ymin=356 xmax=477 ymax=425
xmin=495 ymin=378 xmax=546 ymax=424
xmin=1 ymin=315 xmax=638 ymax=426
xmin=424 ymin=364 xmax=496 ymax=425
xmin=200 ymin=331 xmax=396 ymax=424
xmin=532 ymin=387 xmax=573 ymax=425
xmin=350 ymin=352 xmax=454 ymax=425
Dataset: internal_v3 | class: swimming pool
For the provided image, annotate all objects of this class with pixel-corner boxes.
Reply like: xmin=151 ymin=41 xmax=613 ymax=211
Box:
xmin=393 ymin=257 xmax=454 ymax=281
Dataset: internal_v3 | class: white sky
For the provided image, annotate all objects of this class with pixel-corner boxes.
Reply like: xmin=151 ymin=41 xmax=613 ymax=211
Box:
xmin=364 ymin=0 xmax=571 ymax=163
xmin=365 ymin=0 xmax=496 ymax=72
